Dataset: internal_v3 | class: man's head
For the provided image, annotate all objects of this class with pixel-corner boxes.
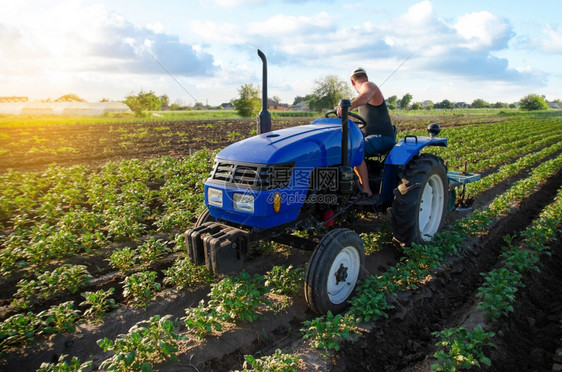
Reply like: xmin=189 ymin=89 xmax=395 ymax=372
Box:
xmin=350 ymin=67 xmax=368 ymax=91
xmin=350 ymin=67 xmax=368 ymax=82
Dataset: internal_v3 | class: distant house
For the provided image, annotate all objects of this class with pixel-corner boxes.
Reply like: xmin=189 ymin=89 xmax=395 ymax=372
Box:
xmin=220 ymin=102 xmax=233 ymax=110
xmin=455 ymin=102 xmax=468 ymax=108
xmin=0 ymin=96 xmax=28 ymax=103
xmin=549 ymin=102 xmax=560 ymax=109
xmin=20 ymin=102 xmax=55 ymax=115
xmin=294 ymin=102 xmax=309 ymax=111
xmin=267 ymin=99 xmax=287 ymax=111
xmin=0 ymin=101 xmax=131 ymax=115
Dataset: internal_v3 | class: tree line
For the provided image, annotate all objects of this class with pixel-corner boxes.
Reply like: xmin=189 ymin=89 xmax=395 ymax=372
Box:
xmin=51 ymin=76 xmax=558 ymax=117
xmin=230 ymin=75 xmax=556 ymax=117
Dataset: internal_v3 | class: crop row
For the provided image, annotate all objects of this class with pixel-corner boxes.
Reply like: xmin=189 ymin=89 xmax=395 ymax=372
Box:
xmin=0 ymin=115 xmax=560 ymax=370
xmin=1 ymin=265 xmax=303 ymax=371
xmin=2 ymin=117 xmax=559 ymax=276
xmin=466 ymin=139 xmax=562 ymax=196
xmin=420 ymin=115 xmax=562 ymax=171
xmin=349 ymin=153 xmax=561 ymax=322
xmin=25 ymin=151 xmax=562 ymax=371
xmin=431 ymin=185 xmax=561 ymax=371
xmin=0 ymin=149 xmax=216 ymax=275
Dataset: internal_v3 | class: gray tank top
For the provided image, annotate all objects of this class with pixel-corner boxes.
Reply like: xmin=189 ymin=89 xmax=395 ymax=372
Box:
xmin=358 ymin=101 xmax=395 ymax=138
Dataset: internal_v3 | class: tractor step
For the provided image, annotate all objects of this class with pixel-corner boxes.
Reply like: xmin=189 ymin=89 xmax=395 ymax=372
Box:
xmin=185 ymin=222 xmax=250 ymax=274
xmin=354 ymin=194 xmax=380 ymax=205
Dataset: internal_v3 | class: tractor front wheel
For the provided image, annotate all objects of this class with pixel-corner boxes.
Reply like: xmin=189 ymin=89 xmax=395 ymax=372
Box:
xmin=304 ymin=228 xmax=365 ymax=315
xmin=194 ymin=208 xmax=213 ymax=228
xmin=391 ymin=153 xmax=448 ymax=245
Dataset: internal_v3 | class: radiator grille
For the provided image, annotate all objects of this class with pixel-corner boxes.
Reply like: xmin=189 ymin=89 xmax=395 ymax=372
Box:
xmin=209 ymin=160 xmax=293 ymax=189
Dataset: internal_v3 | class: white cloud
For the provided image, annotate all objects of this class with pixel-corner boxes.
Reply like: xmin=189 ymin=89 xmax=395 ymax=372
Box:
xmin=248 ymin=12 xmax=334 ymax=37
xmin=454 ymin=11 xmax=512 ymax=50
xmin=0 ymin=0 xmax=554 ymax=104
xmin=206 ymin=0 xmax=264 ymax=8
xmin=535 ymin=24 xmax=562 ymax=53
xmin=146 ymin=22 xmax=164 ymax=34
xmin=1 ymin=2 xmax=216 ymax=77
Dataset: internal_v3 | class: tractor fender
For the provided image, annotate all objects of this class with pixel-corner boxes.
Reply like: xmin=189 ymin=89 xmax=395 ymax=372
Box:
xmin=385 ymin=135 xmax=447 ymax=166
xmin=379 ymin=135 xmax=447 ymax=204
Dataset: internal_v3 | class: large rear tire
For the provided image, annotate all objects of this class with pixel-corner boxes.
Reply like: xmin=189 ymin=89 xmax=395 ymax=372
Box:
xmin=304 ymin=228 xmax=365 ymax=315
xmin=391 ymin=153 xmax=448 ymax=245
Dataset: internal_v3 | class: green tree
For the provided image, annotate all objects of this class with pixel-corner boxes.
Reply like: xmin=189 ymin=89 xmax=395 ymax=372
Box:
xmin=124 ymin=90 xmax=162 ymax=117
xmin=398 ymin=93 xmax=413 ymax=109
xmin=55 ymin=94 xmax=85 ymax=102
xmin=435 ymin=99 xmax=455 ymax=109
xmin=293 ymin=94 xmax=319 ymax=110
xmin=471 ymin=98 xmax=490 ymax=108
xmin=386 ymin=95 xmax=398 ymax=110
xmin=411 ymin=102 xmax=422 ymax=110
xmin=232 ymin=84 xmax=261 ymax=117
xmin=159 ymin=95 xmax=170 ymax=110
xmin=519 ymin=94 xmax=549 ymax=111
xmin=492 ymin=101 xmax=509 ymax=109
xmin=313 ymin=75 xmax=352 ymax=110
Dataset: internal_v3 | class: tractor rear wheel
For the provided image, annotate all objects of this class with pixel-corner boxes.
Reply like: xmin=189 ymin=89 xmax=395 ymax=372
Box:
xmin=304 ymin=228 xmax=365 ymax=315
xmin=391 ymin=153 xmax=448 ymax=245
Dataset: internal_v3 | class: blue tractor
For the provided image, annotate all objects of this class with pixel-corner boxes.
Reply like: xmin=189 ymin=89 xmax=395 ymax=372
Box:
xmin=185 ymin=50 xmax=479 ymax=315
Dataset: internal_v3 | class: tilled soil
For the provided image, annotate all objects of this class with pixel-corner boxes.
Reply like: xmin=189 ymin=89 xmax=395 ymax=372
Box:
xmin=0 ymin=115 xmax=559 ymax=371
xmin=332 ymin=170 xmax=562 ymax=372
xmin=1 ymin=171 xmax=560 ymax=372
xmin=0 ymin=114 xmax=508 ymax=174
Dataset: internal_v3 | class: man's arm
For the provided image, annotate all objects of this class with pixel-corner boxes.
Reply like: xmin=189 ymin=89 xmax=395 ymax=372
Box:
xmin=349 ymin=82 xmax=377 ymax=111
xmin=337 ymin=81 xmax=378 ymax=116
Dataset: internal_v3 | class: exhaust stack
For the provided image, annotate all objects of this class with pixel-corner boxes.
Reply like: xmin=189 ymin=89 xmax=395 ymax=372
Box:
xmin=257 ymin=49 xmax=271 ymax=134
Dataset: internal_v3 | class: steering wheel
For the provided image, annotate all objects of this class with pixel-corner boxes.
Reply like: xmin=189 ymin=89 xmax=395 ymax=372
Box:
xmin=324 ymin=109 xmax=367 ymax=129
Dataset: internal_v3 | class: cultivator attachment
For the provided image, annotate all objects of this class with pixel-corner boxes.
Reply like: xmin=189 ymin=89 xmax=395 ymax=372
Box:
xmin=447 ymin=161 xmax=481 ymax=211
xmin=185 ymin=222 xmax=250 ymax=274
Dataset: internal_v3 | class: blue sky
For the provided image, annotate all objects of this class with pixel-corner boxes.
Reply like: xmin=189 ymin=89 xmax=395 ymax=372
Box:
xmin=1 ymin=0 xmax=560 ymax=106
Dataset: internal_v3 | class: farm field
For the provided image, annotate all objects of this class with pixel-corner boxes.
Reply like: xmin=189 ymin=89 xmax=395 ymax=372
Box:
xmin=0 ymin=110 xmax=561 ymax=371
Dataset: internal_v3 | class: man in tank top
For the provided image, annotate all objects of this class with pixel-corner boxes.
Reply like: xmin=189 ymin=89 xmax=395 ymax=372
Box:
xmin=337 ymin=67 xmax=396 ymax=195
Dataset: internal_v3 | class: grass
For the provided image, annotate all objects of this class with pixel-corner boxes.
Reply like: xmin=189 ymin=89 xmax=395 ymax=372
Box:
xmin=0 ymin=110 xmax=318 ymax=127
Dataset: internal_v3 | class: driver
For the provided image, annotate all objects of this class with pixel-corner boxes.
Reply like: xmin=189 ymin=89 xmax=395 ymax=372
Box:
xmin=337 ymin=67 xmax=395 ymax=196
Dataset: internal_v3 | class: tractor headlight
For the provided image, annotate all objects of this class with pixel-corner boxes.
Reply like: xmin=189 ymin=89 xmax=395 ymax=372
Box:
xmin=233 ymin=192 xmax=254 ymax=213
xmin=207 ymin=187 xmax=223 ymax=207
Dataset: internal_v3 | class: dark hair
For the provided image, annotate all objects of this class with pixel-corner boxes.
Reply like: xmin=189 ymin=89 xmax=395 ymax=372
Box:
xmin=351 ymin=73 xmax=367 ymax=81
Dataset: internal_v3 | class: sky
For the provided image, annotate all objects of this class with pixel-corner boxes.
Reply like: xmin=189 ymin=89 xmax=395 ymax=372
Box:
xmin=1 ymin=0 xmax=561 ymax=106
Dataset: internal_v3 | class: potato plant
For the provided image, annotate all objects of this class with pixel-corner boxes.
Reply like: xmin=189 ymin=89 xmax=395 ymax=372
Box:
xmin=36 ymin=354 xmax=92 ymax=372
xmin=301 ymin=311 xmax=360 ymax=351
xmin=122 ymin=271 xmax=161 ymax=308
xmin=97 ymin=315 xmax=184 ymax=372
xmin=80 ymin=288 xmax=118 ymax=321
xmin=431 ymin=326 xmax=495 ymax=371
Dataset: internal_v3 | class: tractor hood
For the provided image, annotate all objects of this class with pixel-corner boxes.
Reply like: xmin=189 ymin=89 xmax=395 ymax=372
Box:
xmin=216 ymin=118 xmax=364 ymax=168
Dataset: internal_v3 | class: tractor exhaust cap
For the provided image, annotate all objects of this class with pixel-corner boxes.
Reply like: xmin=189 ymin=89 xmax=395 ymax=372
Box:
xmin=339 ymin=99 xmax=352 ymax=167
xmin=257 ymin=49 xmax=271 ymax=134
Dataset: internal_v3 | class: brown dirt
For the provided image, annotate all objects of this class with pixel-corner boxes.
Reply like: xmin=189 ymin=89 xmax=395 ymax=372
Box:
xmin=0 ymin=115 xmax=560 ymax=371
xmin=0 ymin=113 xmax=508 ymax=174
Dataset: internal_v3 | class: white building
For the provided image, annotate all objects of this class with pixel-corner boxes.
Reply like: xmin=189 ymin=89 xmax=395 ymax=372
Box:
xmin=0 ymin=101 xmax=132 ymax=116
